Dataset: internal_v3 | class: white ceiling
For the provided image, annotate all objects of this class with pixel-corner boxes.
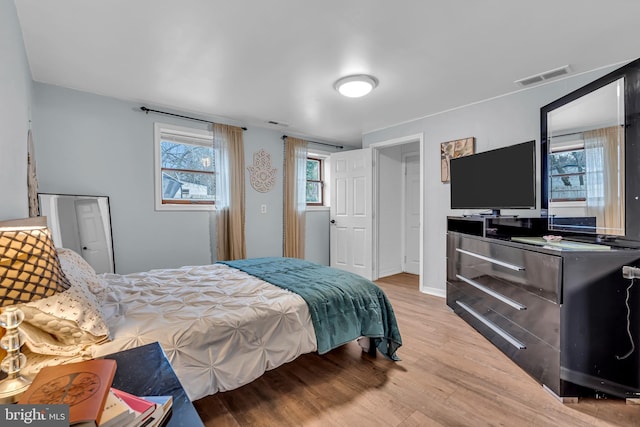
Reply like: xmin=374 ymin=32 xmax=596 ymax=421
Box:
xmin=14 ymin=0 xmax=640 ymax=147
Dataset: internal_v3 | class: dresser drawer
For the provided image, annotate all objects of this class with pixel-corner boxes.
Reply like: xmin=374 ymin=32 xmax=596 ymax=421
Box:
xmin=449 ymin=272 xmax=560 ymax=347
xmin=448 ymin=282 xmax=561 ymax=395
xmin=448 ymin=234 xmax=562 ymax=303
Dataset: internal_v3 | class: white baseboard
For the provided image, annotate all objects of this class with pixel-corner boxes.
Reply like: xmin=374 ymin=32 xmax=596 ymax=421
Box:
xmin=420 ymin=285 xmax=445 ymax=299
xmin=378 ymin=267 xmax=403 ymax=278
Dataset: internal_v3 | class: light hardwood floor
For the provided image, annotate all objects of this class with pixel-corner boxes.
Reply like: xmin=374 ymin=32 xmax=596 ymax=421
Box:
xmin=193 ymin=273 xmax=640 ymax=426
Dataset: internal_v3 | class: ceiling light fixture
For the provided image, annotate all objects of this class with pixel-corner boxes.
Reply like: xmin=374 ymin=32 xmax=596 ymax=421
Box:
xmin=334 ymin=74 xmax=378 ymax=98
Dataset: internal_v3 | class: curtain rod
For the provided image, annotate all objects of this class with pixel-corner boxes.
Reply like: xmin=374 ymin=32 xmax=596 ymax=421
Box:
xmin=282 ymin=135 xmax=344 ymax=150
xmin=140 ymin=106 xmax=247 ymax=130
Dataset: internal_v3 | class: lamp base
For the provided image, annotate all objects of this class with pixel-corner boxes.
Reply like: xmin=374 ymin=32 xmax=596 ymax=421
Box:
xmin=0 ymin=374 xmax=31 ymax=403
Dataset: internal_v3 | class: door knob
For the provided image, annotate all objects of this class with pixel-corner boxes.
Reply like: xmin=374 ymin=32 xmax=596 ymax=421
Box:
xmin=330 ymin=219 xmax=336 ymax=224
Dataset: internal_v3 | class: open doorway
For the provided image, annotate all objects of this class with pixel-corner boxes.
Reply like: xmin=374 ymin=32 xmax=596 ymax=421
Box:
xmin=370 ymin=134 xmax=424 ymax=290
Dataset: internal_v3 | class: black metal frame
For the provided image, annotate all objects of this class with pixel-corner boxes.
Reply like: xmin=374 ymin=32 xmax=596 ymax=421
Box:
xmin=540 ymin=57 xmax=640 ymax=243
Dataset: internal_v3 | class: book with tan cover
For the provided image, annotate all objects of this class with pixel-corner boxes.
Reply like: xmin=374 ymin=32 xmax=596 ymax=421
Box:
xmin=98 ymin=390 xmax=135 ymax=427
xmin=18 ymin=359 xmax=117 ymax=426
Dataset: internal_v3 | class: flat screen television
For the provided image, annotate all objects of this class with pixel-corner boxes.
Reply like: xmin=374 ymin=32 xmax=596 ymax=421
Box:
xmin=450 ymin=140 xmax=536 ymax=216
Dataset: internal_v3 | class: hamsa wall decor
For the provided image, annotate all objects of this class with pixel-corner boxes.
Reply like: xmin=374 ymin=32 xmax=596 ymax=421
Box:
xmin=247 ymin=149 xmax=277 ymax=193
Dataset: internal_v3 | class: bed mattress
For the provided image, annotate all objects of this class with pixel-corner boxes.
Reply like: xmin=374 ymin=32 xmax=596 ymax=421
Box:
xmin=91 ymin=263 xmax=317 ymax=400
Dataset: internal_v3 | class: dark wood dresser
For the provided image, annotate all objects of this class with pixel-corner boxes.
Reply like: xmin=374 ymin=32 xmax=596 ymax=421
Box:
xmin=446 ymin=216 xmax=640 ymax=400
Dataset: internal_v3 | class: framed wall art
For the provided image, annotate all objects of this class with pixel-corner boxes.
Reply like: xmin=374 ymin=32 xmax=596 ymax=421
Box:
xmin=440 ymin=137 xmax=475 ymax=182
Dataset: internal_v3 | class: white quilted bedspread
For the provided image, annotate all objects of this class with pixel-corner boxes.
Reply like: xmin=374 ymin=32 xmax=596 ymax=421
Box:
xmin=92 ymin=263 xmax=317 ymax=400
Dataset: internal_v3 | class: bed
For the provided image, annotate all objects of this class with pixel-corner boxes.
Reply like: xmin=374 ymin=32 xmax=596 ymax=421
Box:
xmin=20 ymin=250 xmax=402 ymax=401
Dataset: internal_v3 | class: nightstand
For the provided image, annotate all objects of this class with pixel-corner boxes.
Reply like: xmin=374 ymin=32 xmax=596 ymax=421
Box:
xmin=102 ymin=342 xmax=204 ymax=427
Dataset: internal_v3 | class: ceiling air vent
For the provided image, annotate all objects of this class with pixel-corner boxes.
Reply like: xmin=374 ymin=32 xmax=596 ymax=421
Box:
xmin=515 ymin=65 xmax=571 ymax=87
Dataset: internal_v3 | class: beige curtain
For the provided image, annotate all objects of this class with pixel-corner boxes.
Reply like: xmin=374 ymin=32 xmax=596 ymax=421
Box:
xmin=283 ymin=137 xmax=308 ymax=258
xmin=584 ymin=126 xmax=625 ymax=235
xmin=27 ymin=129 xmax=39 ymax=217
xmin=213 ymin=124 xmax=246 ymax=260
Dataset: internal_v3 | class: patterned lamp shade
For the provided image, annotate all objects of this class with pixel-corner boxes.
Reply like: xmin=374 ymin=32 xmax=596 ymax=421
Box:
xmin=0 ymin=217 xmax=70 ymax=307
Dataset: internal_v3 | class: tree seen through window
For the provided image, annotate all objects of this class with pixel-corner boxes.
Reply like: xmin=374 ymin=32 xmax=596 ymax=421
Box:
xmin=161 ymin=140 xmax=215 ymax=204
xmin=306 ymin=157 xmax=323 ymax=205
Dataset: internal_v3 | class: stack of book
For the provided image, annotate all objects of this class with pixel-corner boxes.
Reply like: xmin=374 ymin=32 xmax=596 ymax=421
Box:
xmin=100 ymin=387 xmax=173 ymax=427
xmin=18 ymin=359 xmax=173 ymax=427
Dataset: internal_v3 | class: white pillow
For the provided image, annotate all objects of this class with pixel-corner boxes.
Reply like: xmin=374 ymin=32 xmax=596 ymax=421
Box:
xmin=19 ymin=249 xmax=110 ymax=356
xmin=19 ymin=321 xmax=101 ymax=357
xmin=57 ymin=248 xmax=107 ymax=304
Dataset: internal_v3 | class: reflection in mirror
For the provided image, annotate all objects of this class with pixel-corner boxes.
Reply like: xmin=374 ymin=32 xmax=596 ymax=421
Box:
xmin=38 ymin=193 xmax=115 ymax=273
xmin=546 ymin=77 xmax=625 ymax=236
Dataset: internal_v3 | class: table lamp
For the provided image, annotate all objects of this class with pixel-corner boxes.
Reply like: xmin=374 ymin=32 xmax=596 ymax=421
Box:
xmin=0 ymin=217 xmax=70 ymax=403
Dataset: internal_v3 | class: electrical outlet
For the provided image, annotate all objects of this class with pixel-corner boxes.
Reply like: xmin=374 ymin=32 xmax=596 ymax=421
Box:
xmin=622 ymin=265 xmax=640 ymax=279
xmin=261 ymin=204 xmax=267 ymax=214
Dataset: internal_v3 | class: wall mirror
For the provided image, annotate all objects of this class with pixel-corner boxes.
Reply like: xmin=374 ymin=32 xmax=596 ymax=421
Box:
xmin=39 ymin=193 xmax=115 ymax=273
xmin=546 ymin=78 xmax=625 ymax=236
xmin=541 ymin=58 xmax=640 ymax=242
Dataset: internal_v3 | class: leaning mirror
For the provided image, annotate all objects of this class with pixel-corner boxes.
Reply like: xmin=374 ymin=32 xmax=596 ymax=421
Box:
xmin=38 ymin=193 xmax=115 ymax=273
xmin=545 ymin=78 xmax=625 ymax=236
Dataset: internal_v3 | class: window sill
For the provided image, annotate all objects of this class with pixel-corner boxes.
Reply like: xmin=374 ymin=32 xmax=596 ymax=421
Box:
xmin=155 ymin=203 xmax=216 ymax=212
xmin=306 ymin=206 xmax=330 ymax=212
xmin=549 ymin=201 xmax=586 ymax=208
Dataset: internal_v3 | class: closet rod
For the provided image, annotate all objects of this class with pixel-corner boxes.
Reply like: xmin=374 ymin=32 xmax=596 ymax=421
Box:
xmin=282 ymin=135 xmax=344 ymax=150
xmin=140 ymin=106 xmax=247 ymax=130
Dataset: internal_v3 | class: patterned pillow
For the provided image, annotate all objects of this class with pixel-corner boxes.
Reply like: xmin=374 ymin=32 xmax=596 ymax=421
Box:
xmin=20 ymin=249 xmax=110 ymax=356
xmin=0 ymin=217 xmax=71 ymax=304
xmin=57 ymin=248 xmax=107 ymax=304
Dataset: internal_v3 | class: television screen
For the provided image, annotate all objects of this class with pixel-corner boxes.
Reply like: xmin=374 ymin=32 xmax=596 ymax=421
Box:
xmin=450 ymin=140 xmax=536 ymax=214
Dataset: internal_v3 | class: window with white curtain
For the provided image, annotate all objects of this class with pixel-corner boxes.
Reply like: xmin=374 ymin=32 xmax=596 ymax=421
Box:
xmin=154 ymin=123 xmax=215 ymax=211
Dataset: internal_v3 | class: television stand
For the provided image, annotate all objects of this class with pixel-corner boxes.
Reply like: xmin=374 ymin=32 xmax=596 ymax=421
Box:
xmin=446 ymin=218 xmax=640 ymax=399
xmin=448 ymin=216 xmax=546 ymax=239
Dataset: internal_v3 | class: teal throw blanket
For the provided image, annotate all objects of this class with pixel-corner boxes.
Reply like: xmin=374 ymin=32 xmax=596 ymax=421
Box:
xmin=219 ymin=257 xmax=402 ymax=360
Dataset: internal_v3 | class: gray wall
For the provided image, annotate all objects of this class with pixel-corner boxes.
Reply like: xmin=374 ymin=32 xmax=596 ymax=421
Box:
xmin=243 ymin=127 xmax=284 ymax=259
xmin=0 ymin=0 xmax=33 ymax=220
xmin=363 ymin=65 xmax=621 ymax=296
xmin=33 ymin=83 xmax=334 ymax=273
xmin=305 ymin=209 xmax=330 ymax=265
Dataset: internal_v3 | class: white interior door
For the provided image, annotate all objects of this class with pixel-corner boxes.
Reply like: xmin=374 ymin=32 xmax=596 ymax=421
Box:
xmin=330 ymin=148 xmax=373 ymax=279
xmin=75 ymin=199 xmax=111 ymax=274
xmin=403 ymin=154 xmax=420 ymax=275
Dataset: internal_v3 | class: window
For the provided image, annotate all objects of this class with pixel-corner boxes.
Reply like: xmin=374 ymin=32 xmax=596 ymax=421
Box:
xmin=154 ymin=123 xmax=215 ymax=211
xmin=306 ymin=157 xmax=324 ymax=206
xmin=305 ymin=152 xmax=330 ymax=208
xmin=549 ymin=147 xmax=586 ymax=202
